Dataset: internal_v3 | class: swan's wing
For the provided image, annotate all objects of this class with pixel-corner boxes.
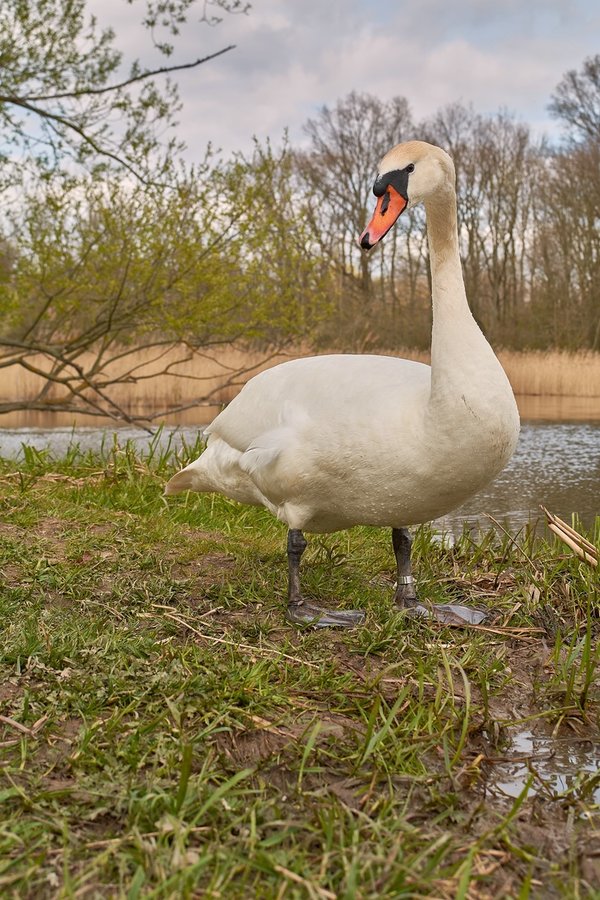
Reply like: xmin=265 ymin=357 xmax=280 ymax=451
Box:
xmin=207 ymin=356 xmax=430 ymax=453
xmin=238 ymin=431 xmax=284 ymax=479
xmin=165 ymin=436 xmax=268 ymax=505
xmin=238 ymin=408 xmax=313 ymax=489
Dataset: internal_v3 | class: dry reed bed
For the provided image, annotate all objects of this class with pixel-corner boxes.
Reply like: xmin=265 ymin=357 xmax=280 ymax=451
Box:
xmin=1 ymin=347 xmax=598 ymax=421
xmin=498 ymin=350 xmax=600 ymax=397
xmin=0 ymin=346 xmax=294 ymax=422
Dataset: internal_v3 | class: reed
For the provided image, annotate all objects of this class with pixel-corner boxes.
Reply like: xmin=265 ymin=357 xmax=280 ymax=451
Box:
xmin=0 ymin=345 xmax=598 ymax=425
xmin=497 ymin=350 xmax=600 ymax=398
xmin=0 ymin=344 xmax=297 ymax=425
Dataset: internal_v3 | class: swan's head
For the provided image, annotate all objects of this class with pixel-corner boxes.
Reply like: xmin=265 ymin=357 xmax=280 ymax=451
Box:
xmin=359 ymin=141 xmax=454 ymax=250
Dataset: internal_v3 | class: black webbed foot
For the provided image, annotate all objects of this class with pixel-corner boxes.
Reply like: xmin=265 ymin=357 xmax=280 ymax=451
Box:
xmin=286 ymin=600 xmax=366 ymax=629
xmin=286 ymin=528 xmax=365 ymax=628
xmin=401 ymin=601 xmax=488 ymax=626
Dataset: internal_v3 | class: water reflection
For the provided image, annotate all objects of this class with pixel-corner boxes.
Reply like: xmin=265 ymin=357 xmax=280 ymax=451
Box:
xmin=438 ymin=421 xmax=600 ymax=532
xmin=0 ymin=420 xmax=598 ymax=533
xmin=488 ymin=727 xmax=600 ymax=804
xmin=517 ymin=394 xmax=600 ymax=422
xmin=1 ymin=393 xmax=599 ymax=429
xmin=0 ymin=406 xmax=220 ymax=429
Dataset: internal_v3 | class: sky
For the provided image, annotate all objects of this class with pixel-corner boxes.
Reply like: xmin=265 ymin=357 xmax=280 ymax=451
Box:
xmin=91 ymin=0 xmax=600 ymax=162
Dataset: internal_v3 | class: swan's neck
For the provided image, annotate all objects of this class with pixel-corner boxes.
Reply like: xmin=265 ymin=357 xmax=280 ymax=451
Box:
xmin=425 ymin=189 xmax=497 ymax=402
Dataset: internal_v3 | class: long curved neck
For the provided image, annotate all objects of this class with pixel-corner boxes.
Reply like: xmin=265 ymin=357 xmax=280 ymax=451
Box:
xmin=425 ymin=188 xmax=496 ymax=405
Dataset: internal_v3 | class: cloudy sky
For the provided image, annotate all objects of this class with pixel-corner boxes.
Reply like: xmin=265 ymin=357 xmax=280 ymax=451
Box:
xmin=92 ymin=0 xmax=599 ymax=161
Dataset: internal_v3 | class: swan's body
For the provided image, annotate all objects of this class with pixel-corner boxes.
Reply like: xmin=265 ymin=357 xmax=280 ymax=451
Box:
xmin=166 ymin=140 xmax=520 ymax=627
xmin=167 ymin=352 xmax=517 ymax=532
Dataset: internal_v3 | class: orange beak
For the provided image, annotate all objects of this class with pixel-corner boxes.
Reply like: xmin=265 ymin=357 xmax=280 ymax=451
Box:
xmin=359 ymin=185 xmax=408 ymax=250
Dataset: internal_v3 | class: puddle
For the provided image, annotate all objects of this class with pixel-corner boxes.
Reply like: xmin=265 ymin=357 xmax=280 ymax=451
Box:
xmin=487 ymin=727 xmax=600 ymax=804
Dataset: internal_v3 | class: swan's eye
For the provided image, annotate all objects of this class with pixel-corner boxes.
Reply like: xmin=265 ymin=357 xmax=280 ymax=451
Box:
xmin=406 ymin=163 xmax=415 ymax=174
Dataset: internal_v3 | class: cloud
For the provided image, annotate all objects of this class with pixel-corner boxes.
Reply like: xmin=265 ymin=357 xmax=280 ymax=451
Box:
xmin=88 ymin=0 xmax=600 ymax=160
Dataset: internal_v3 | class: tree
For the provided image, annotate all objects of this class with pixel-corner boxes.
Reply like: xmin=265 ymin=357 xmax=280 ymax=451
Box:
xmin=0 ymin=141 xmax=329 ymax=424
xmin=424 ymin=104 xmax=537 ymax=342
xmin=0 ymin=0 xmax=297 ymax=426
xmin=548 ymin=54 xmax=600 ymax=144
xmin=528 ymin=141 xmax=600 ymax=349
xmin=213 ymin=140 xmax=333 ymax=345
xmin=533 ymin=56 xmax=600 ymax=348
xmin=0 ymin=0 xmax=241 ymax=186
xmin=296 ymin=91 xmax=426 ymax=347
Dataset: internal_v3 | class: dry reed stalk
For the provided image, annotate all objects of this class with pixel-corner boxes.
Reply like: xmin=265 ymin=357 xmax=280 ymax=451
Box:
xmin=0 ymin=344 xmax=425 ymax=421
xmin=541 ymin=506 xmax=598 ymax=568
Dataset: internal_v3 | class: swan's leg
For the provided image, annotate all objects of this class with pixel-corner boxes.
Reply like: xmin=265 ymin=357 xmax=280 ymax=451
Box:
xmin=392 ymin=526 xmax=487 ymax=625
xmin=392 ymin=527 xmax=418 ymax=607
xmin=285 ymin=529 xmax=366 ymax=628
xmin=287 ymin=528 xmax=306 ymax=607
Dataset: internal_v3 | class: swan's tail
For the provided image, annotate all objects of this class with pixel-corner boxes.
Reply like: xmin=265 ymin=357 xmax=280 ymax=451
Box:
xmin=164 ymin=457 xmax=215 ymax=495
xmin=164 ymin=439 xmax=266 ymax=506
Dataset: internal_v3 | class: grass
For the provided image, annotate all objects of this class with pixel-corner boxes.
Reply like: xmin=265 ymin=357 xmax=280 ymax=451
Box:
xmin=0 ymin=438 xmax=599 ymax=898
xmin=1 ymin=346 xmax=599 ymax=428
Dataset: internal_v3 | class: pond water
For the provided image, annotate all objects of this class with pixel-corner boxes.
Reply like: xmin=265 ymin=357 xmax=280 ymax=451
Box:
xmin=0 ymin=419 xmax=598 ymax=533
xmin=439 ymin=420 xmax=599 ymax=533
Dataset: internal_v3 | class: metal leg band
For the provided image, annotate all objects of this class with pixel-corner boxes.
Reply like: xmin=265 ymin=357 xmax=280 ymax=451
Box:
xmin=397 ymin=575 xmax=415 ymax=585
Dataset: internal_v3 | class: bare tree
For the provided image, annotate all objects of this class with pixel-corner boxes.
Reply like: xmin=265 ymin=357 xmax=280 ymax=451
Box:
xmin=424 ymin=104 xmax=537 ymax=342
xmin=295 ymin=91 xmax=417 ymax=342
xmin=549 ymin=54 xmax=600 ymax=144
xmin=532 ymin=55 xmax=600 ymax=347
xmin=529 ymin=142 xmax=600 ymax=348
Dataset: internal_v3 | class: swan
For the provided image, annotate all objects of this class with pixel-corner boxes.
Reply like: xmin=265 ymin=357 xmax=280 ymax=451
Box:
xmin=166 ymin=140 xmax=520 ymax=627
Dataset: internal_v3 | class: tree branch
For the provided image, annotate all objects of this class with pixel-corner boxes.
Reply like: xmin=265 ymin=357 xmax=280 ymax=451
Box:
xmin=14 ymin=45 xmax=235 ymax=102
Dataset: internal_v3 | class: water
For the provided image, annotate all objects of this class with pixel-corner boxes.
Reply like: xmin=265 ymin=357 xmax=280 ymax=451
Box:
xmin=439 ymin=420 xmax=600 ymax=532
xmin=0 ymin=420 xmax=598 ymax=532
xmin=488 ymin=727 xmax=600 ymax=805
xmin=0 ymin=425 xmax=192 ymax=461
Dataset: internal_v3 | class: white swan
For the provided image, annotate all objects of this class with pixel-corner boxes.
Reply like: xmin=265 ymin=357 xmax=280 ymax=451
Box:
xmin=166 ymin=140 xmax=520 ymax=627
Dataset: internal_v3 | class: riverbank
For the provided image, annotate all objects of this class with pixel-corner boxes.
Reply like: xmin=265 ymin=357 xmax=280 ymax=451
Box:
xmin=1 ymin=347 xmax=599 ymax=428
xmin=0 ymin=444 xmax=598 ymax=896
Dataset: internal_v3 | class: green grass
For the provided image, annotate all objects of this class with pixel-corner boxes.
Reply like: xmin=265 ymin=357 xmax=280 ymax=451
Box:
xmin=0 ymin=438 xmax=599 ymax=898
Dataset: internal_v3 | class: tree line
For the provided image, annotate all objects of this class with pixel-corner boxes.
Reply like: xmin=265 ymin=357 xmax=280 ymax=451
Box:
xmin=0 ymin=1 xmax=598 ymax=421
xmin=296 ymin=75 xmax=600 ymax=353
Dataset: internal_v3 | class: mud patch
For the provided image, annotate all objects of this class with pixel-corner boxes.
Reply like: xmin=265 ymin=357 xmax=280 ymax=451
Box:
xmin=169 ymin=552 xmax=236 ymax=584
xmin=219 ymin=728 xmax=290 ymax=766
xmin=0 ymin=679 xmax=24 ymax=705
xmin=217 ymin=711 xmax=364 ymax=768
xmin=35 ymin=516 xmax=69 ymax=546
xmin=0 ymin=522 xmax=26 ymax=538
